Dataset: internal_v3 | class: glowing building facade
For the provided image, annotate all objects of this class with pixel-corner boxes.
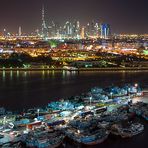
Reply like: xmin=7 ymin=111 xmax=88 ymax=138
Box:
xmin=100 ymin=24 xmax=111 ymax=39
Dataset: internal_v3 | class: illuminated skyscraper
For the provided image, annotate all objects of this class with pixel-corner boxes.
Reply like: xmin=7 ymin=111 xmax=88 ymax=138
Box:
xmin=100 ymin=24 xmax=111 ymax=39
xmin=41 ymin=5 xmax=48 ymax=39
xmin=90 ymin=20 xmax=95 ymax=36
xmin=81 ymin=27 xmax=85 ymax=39
xmin=54 ymin=22 xmax=60 ymax=37
xmin=94 ymin=23 xmax=100 ymax=37
xmin=86 ymin=23 xmax=90 ymax=37
xmin=18 ymin=26 xmax=22 ymax=36
xmin=86 ymin=21 xmax=99 ymax=37
xmin=73 ymin=20 xmax=80 ymax=38
xmin=35 ymin=29 xmax=40 ymax=36
xmin=3 ymin=28 xmax=7 ymax=37
xmin=64 ymin=21 xmax=72 ymax=38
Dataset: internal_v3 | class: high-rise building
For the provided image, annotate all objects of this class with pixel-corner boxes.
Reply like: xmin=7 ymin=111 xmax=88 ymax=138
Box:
xmin=81 ymin=27 xmax=85 ymax=39
xmin=73 ymin=20 xmax=80 ymax=38
xmin=48 ymin=21 xmax=55 ymax=38
xmin=3 ymin=28 xmax=7 ymax=37
xmin=35 ymin=29 xmax=40 ymax=36
xmin=85 ymin=21 xmax=99 ymax=37
xmin=64 ymin=21 xmax=72 ymax=38
xmin=54 ymin=22 xmax=60 ymax=38
xmin=100 ymin=24 xmax=111 ymax=39
xmin=86 ymin=23 xmax=90 ymax=37
xmin=94 ymin=22 xmax=100 ymax=37
xmin=41 ymin=5 xmax=48 ymax=39
xmin=18 ymin=26 xmax=22 ymax=36
xmin=90 ymin=20 xmax=95 ymax=36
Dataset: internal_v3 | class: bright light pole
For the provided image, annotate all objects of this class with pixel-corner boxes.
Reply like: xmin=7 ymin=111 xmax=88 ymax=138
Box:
xmin=135 ymin=83 xmax=138 ymax=88
xmin=3 ymin=116 xmax=6 ymax=130
xmin=37 ymin=109 xmax=40 ymax=118
xmin=90 ymin=96 xmax=92 ymax=106
xmin=3 ymin=116 xmax=6 ymax=125
xmin=110 ymin=92 xmax=113 ymax=99
xmin=135 ymin=83 xmax=138 ymax=95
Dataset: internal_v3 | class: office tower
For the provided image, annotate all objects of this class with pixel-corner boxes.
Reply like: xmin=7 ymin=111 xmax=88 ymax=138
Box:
xmin=86 ymin=21 xmax=99 ymax=38
xmin=54 ymin=22 xmax=60 ymax=38
xmin=94 ymin=22 xmax=100 ymax=37
xmin=3 ymin=29 xmax=7 ymax=37
xmin=90 ymin=20 xmax=95 ymax=36
xmin=64 ymin=21 xmax=72 ymax=38
xmin=48 ymin=25 xmax=52 ymax=38
xmin=73 ymin=20 xmax=80 ymax=38
xmin=100 ymin=24 xmax=111 ymax=39
xmin=86 ymin=23 xmax=90 ymax=37
xmin=18 ymin=26 xmax=22 ymax=36
xmin=81 ymin=27 xmax=85 ymax=39
xmin=48 ymin=21 xmax=55 ymax=38
xmin=35 ymin=29 xmax=40 ymax=36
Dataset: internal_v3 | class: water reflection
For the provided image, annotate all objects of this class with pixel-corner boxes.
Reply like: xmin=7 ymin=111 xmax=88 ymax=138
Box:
xmin=52 ymin=70 xmax=55 ymax=77
xmin=16 ymin=71 xmax=19 ymax=78
xmin=10 ymin=71 xmax=13 ymax=80
xmin=47 ymin=70 xmax=50 ymax=75
xmin=24 ymin=71 xmax=27 ymax=78
xmin=62 ymin=70 xmax=66 ymax=78
xmin=121 ymin=71 xmax=126 ymax=82
xmin=42 ymin=70 xmax=45 ymax=80
xmin=2 ymin=71 xmax=6 ymax=82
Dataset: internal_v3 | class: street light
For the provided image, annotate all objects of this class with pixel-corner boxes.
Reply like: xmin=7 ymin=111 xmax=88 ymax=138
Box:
xmin=90 ymin=96 xmax=92 ymax=106
xmin=135 ymin=83 xmax=138 ymax=88
xmin=3 ymin=116 xmax=6 ymax=125
xmin=37 ymin=109 xmax=40 ymax=118
xmin=110 ymin=92 xmax=113 ymax=99
xmin=135 ymin=83 xmax=138 ymax=95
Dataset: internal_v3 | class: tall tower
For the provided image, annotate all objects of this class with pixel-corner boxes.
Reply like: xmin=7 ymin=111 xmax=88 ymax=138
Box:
xmin=81 ymin=27 xmax=85 ymax=39
xmin=64 ymin=21 xmax=72 ymax=38
xmin=3 ymin=29 xmax=7 ymax=37
xmin=41 ymin=5 xmax=48 ymax=39
xmin=19 ymin=26 xmax=22 ymax=36
xmin=100 ymin=24 xmax=111 ymax=39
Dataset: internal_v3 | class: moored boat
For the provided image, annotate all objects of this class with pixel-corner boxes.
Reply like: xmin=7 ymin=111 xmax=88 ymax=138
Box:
xmin=65 ymin=126 xmax=109 ymax=145
xmin=111 ymin=122 xmax=144 ymax=138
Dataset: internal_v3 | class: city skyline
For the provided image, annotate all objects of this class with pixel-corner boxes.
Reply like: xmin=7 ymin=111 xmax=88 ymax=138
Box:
xmin=0 ymin=0 xmax=148 ymax=34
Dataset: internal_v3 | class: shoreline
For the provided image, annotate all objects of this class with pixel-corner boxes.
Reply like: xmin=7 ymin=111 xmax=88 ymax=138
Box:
xmin=0 ymin=67 xmax=148 ymax=72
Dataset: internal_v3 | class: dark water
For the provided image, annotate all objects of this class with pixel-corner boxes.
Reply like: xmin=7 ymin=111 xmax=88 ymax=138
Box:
xmin=0 ymin=70 xmax=148 ymax=148
xmin=0 ymin=70 xmax=148 ymax=111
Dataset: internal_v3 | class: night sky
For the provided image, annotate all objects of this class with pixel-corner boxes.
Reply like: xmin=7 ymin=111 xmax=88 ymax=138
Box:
xmin=0 ymin=0 xmax=148 ymax=34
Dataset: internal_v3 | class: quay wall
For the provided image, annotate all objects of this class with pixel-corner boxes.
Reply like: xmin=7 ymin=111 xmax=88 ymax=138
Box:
xmin=0 ymin=67 xmax=148 ymax=71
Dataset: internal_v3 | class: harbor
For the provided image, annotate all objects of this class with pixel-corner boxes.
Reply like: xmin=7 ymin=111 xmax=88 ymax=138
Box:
xmin=0 ymin=84 xmax=148 ymax=147
xmin=0 ymin=0 xmax=148 ymax=147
